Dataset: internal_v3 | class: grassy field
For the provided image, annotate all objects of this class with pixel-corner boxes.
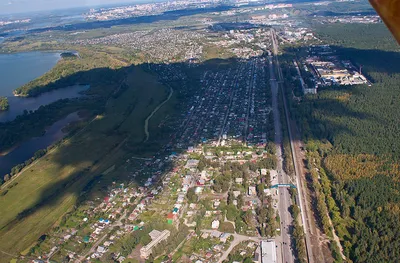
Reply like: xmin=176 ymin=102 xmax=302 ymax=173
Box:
xmin=0 ymin=66 xmax=171 ymax=262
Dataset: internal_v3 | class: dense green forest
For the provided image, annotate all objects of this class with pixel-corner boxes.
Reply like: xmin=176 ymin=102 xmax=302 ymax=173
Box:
xmin=287 ymin=23 xmax=400 ymax=263
xmin=315 ymin=23 xmax=398 ymax=52
xmin=0 ymin=97 xmax=9 ymax=111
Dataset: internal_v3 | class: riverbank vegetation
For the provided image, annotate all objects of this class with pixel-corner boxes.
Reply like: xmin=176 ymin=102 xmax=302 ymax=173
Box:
xmin=0 ymin=96 xmax=9 ymax=111
xmin=286 ymin=23 xmax=400 ymax=263
xmin=2 ymin=149 xmax=47 ymax=183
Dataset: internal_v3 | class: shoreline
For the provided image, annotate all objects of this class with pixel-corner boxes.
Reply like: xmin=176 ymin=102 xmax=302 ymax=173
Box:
xmin=0 ymin=50 xmax=62 ymax=98
xmin=12 ymin=51 xmax=62 ymax=97
xmin=0 ymin=111 xmax=94 ymax=191
xmin=12 ymin=93 xmax=26 ymax=97
xmin=0 ymin=144 xmax=19 ymax=157
xmin=9 ymin=50 xmax=80 ymax=97
xmin=0 ymin=49 xmax=79 ymax=97
xmin=0 ymin=49 xmax=78 ymax=56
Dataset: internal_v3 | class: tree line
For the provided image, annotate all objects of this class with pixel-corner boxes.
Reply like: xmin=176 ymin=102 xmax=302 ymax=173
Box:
xmin=0 ymin=97 xmax=9 ymax=111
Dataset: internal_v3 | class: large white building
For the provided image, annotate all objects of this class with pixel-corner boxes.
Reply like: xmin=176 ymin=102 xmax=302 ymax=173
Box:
xmin=261 ymin=240 xmax=277 ymax=263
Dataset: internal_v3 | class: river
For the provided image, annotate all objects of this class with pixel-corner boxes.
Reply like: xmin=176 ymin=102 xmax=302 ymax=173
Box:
xmin=0 ymin=51 xmax=89 ymax=122
xmin=0 ymin=84 xmax=89 ymax=122
xmin=0 ymin=51 xmax=88 ymax=177
xmin=0 ymin=111 xmax=83 ymax=177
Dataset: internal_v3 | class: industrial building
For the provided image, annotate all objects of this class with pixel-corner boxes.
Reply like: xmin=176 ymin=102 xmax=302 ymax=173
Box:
xmin=306 ymin=45 xmax=369 ymax=87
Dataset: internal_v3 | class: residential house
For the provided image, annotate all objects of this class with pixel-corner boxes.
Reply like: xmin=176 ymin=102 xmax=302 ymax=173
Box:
xmin=211 ymin=220 xmax=220 ymax=229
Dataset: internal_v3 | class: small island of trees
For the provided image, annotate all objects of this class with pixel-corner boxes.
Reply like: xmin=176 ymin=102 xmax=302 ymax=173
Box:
xmin=60 ymin=52 xmax=78 ymax=59
xmin=0 ymin=97 xmax=9 ymax=111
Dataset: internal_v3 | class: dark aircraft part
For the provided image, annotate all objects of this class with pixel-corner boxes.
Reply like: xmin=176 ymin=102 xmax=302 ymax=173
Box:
xmin=369 ymin=0 xmax=400 ymax=44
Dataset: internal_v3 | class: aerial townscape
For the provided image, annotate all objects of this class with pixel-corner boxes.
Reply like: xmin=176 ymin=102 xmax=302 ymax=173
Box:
xmin=0 ymin=0 xmax=399 ymax=263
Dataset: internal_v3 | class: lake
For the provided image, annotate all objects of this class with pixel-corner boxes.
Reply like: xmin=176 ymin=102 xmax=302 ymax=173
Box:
xmin=0 ymin=112 xmax=83 ymax=177
xmin=0 ymin=51 xmax=88 ymax=122
xmin=0 ymin=51 xmax=61 ymax=96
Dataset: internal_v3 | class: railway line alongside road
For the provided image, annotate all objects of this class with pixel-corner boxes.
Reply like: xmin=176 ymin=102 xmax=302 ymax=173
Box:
xmin=270 ymin=28 xmax=321 ymax=263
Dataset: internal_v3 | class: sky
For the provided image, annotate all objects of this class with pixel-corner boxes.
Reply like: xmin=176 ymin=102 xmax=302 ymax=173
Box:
xmin=0 ymin=0 xmax=142 ymax=15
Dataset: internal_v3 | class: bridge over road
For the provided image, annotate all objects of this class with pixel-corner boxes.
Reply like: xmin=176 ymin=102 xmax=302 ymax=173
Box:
xmin=270 ymin=184 xmax=296 ymax=189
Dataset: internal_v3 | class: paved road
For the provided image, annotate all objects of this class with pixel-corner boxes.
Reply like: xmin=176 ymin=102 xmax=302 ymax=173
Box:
xmin=268 ymin=48 xmax=294 ymax=263
xmin=270 ymin=28 xmax=315 ymax=263
xmin=244 ymin=59 xmax=256 ymax=144
xmin=144 ymin=85 xmax=174 ymax=142
xmin=217 ymin=67 xmax=240 ymax=146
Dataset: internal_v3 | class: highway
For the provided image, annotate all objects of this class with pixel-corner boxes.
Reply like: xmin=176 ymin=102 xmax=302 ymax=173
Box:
xmin=270 ymin=28 xmax=316 ymax=263
xmin=268 ymin=49 xmax=294 ymax=263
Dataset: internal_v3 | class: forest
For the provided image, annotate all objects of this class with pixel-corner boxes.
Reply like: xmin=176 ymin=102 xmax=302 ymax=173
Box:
xmin=0 ymin=96 xmax=9 ymax=111
xmin=286 ymin=23 xmax=400 ymax=263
